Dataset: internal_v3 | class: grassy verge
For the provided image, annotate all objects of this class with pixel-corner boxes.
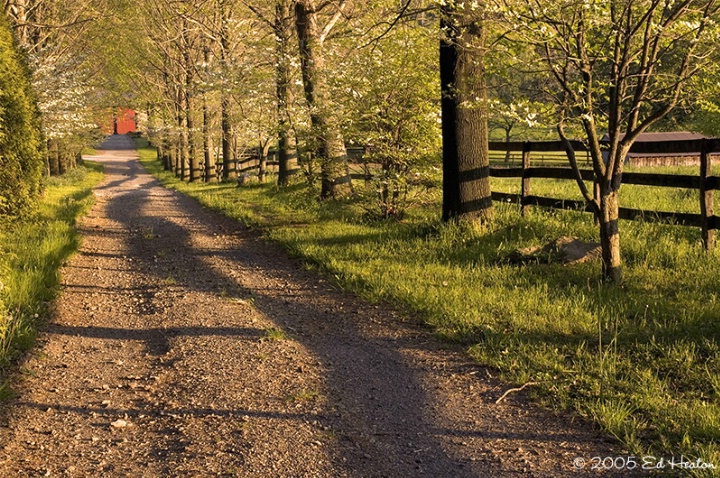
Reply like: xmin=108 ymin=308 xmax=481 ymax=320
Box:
xmin=138 ymin=142 xmax=719 ymax=476
xmin=0 ymin=163 xmax=104 ymax=384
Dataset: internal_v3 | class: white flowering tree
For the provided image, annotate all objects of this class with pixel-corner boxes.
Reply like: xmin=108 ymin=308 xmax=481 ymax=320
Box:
xmin=340 ymin=12 xmax=440 ymax=218
xmin=292 ymin=0 xmax=356 ymax=199
xmin=504 ymin=0 xmax=720 ymax=282
xmin=487 ymin=99 xmax=544 ymax=154
xmin=33 ymin=52 xmax=98 ymax=152
xmin=5 ymin=0 xmax=108 ymax=175
xmin=241 ymin=0 xmax=302 ymax=187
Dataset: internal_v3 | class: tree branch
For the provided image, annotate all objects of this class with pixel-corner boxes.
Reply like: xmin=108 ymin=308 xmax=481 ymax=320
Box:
xmin=241 ymin=1 xmax=276 ymax=31
xmin=558 ymin=122 xmax=600 ymax=216
xmin=319 ymin=0 xmax=347 ymax=44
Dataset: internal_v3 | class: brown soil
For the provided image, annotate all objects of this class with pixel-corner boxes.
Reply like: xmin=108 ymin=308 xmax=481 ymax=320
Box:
xmin=0 ymin=135 xmax=643 ymax=477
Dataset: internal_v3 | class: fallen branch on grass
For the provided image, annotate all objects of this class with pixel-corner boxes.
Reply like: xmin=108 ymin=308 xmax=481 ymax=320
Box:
xmin=495 ymin=382 xmax=538 ymax=404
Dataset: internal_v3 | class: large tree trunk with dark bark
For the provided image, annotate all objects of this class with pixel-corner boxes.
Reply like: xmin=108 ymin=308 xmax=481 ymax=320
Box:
xmin=439 ymin=5 xmax=493 ymax=223
xmin=295 ymin=0 xmax=349 ymax=199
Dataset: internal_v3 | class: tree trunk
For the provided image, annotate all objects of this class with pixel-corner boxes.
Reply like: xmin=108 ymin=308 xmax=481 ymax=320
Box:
xmin=203 ymin=98 xmax=215 ymax=182
xmin=220 ymin=94 xmax=235 ymax=180
xmin=203 ymin=48 xmax=215 ymax=183
xmin=170 ymin=142 xmax=179 ymax=176
xmin=184 ymin=26 xmax=200 ymax=183
xmin=58 ymin=145 xmax=68 ymax=175
xmin=504 ymin=127 xmax=512 ymax=163
xmin=440 ymin=5 xmax=493 ymax=223
xmin=179 ymin=92 xmax=189 ymax=181
xmin=5 ymin=0 xmax=29 ymax=46
xmin=187 ymin=94 xmax=200 ymax=181
xmin=47 ymin=139 xmax=60 ymax=176
xmin=160 ymin=140 xmax=171 ymax=171
xmin=220 ymin=0 xmax=235 ymax=181
xmin=277 ymin=119 xmax=294 ymax=186
xmin=598 ymin=177 xmax=622 ymax=282
xmin=276 ymin=0 xmax=294 ymax=187
xmin=295 ymin=0 xmax=349 ymax=199
xmin=259 ymin=140 xmax=271 ymax=183
xmin=68 ymin=148 xmax=77 ymax=170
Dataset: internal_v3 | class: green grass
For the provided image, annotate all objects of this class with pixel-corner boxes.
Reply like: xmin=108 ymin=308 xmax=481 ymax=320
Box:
xmin=491 ymin=163 xmax=719 ymax=215
xmin=263 ymin=327 xmax=289 ymax=341
xmin=138 ymin=143 xmax=720 ymax=476
xmin=286 ymin=388 xmax=320 ymax=403
xmin=0 ymin=163 xmax=104 ymax=372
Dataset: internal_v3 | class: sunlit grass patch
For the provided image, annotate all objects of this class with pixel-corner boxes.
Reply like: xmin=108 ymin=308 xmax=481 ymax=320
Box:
xmin=0 ymin=162 xmax=103 ymax=370
xmin=286 ymin=388 xmax=320 ymax=403
xmin=262 ymin=327 xmax=289 ymax=341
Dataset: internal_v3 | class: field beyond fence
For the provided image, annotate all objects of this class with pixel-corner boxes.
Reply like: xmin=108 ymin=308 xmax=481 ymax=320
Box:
xmin=230 ymin=137 xmax=720 ymax=250
xmin=487 ymin=138 xmax=720 ymax=251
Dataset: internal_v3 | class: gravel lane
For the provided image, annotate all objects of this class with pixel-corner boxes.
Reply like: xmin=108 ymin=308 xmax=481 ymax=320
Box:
xmin=0 ymin=135 xmax=641 ymax=477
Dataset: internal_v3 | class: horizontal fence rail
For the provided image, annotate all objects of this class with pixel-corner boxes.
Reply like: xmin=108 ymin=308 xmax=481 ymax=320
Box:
xmin=490 ymin=138 xmax=720 ymax=154
xmin=226 ymin=137 xmax=718 ymax=249
xmin=233 ymin=147 xmax=373 ymax=184
xmin=489 ymin=138 xmax=720 ymax=250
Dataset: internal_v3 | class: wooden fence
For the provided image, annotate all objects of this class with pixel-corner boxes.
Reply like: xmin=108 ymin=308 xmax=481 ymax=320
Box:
xmin=231 ymin=138 xmax=720 ymax=250
xmin=488 ymin=139 xmax=720 ymax=251
xmin=234 ymin=146 xmax=368 ymax=182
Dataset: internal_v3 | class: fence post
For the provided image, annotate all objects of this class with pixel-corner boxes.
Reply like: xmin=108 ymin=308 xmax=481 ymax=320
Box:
xmin=700 ymin=139 xmax=715 ymax=251
xmin=521 ymin=141 xmax=531 ymax=216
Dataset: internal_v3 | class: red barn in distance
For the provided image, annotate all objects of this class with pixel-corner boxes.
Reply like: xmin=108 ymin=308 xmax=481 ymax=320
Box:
xmin=102 ymin=109 xmax=136 ymax=135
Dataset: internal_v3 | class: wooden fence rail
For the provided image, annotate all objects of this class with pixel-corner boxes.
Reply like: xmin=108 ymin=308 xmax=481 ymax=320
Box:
xmin=233 ymin=148 xmax=370 ymax=183
xmin=489 ymin=138 xmax=720 ymax=251
xmin=228 ymin=138 xmax=719 ymax=249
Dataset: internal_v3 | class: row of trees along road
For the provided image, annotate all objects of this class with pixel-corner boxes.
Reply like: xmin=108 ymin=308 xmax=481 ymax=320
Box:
xmin=107 ymin=0 xmax=720 ymax=282
xmin=3 ymin=0 xmax=720 ymax=282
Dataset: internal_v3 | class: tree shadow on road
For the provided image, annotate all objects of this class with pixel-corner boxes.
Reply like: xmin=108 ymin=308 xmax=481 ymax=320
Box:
xmin=42 ymin=153 xmax=636 ymax=478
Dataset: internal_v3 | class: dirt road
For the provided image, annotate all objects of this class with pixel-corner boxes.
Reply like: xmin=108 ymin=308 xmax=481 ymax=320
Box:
xmin=0 ymin=135 xmax=638 ymax=477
